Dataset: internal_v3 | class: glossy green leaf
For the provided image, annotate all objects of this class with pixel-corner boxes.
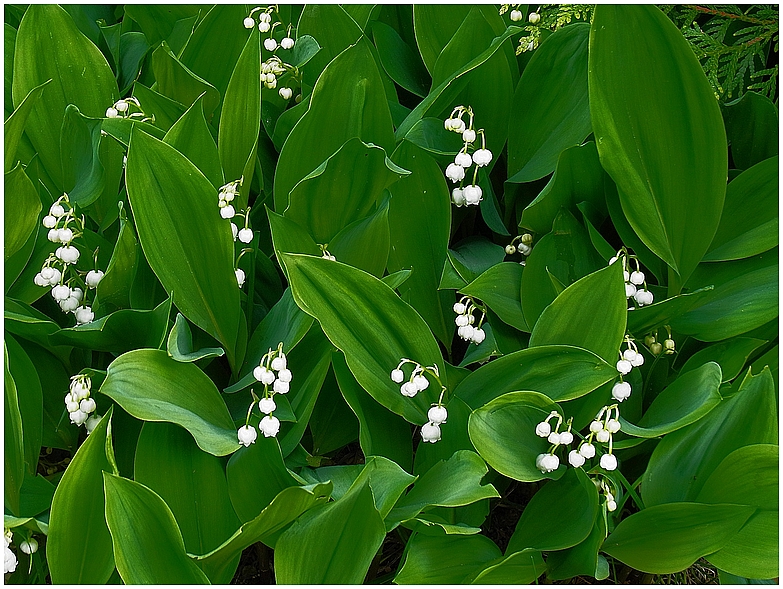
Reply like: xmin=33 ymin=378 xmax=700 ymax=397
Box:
xmin=163 ymin=94 xmax=223 ymax=189
xmin=546 ymin=516 xmax=608 ymax=581
xmin=134 ymin=421 xmax=240 ymax=583
xmin=507 ymin=468 xmax=598 ymax=553
xmin=274 ymin=38 xmax=394 ymax=211
xmin=103 ymin=472 xmax=210 ymax=584
xmin=296 ymin=5 xmax=363 ymax=86
xmin=468 ymin=391 xmax=565 ymax=482
xmin=704 ymin=156 xmax=778 ymax=262
xmin=100 ymin=349 xmax=237 ymax=456
xmin=123 ymin=5 xmax=201 ymax=48
xmin=4 ymin=343 xmax=24 ymax=516
xmin=218 ymin=28 xmax=260 ymax=202
xmin=643 ymin=368 xmax=777 ymax=506
xmin=680 ymin=338 xmax=767 ymax=382
xmin=372 ymin=20 xmax=430 ymax=97
xmin=282 ymin=253 xmax=445 ymax=424
xmin=508 ymin=24 xmax=591 ymax=183
xmin=274 ymin=480 xmax=386 ymax=584
xmin=455 ymin=345 xmax=616 ymax=409
xmin=520 ymin=142 xmax=606 ymax=233
xmin=602 ymin=502 xmax=754 ymax=575
xmin=388 ymin=140 xmax=453 ymax=345
xmin=723 ymin=91 xmax=778 ymax=170
xmin=529 ymin=262 xmax=626 ymax=363
xmin=49 ymin=297 xmax=172 ymax=353
xmin=389 ymin=450 xmax=499 ymax=524
xmin=95 ymin=204 xmax=138 ymax=310
xmin=167 ymin=313 xmax=224 ymax=362
xmin=589 ymin=5 xmax=727 ymax=285
xmin=5 ymin=335 xmax=42 ymax=476
xmin=450 ymin=237 xmax=507 ymax=283
xmin=152 ymin=42 xmax=220 ymax=119
xmin=520 ymin=208 xmax=604 ymax=326
xmin=462 ymin=262 xmax=528 ymax=331
xmin=402 ymin=118 xmax=464 ymax=162
xmin=4 ymin=80 xmax=49 ymax=172
xmin=130 ymin=83 xmax=187 ymax=133
xmin=59 ymin=105 xmax=106 ymax=207
xmin=671 ymin=256 xmax=778 ymax=342
xmin=698 ymin=445 xmax=778 ymax=579
xmin=285 ymin=138 xmax=407 ymax=243
xmin=620 ymin=362 xmax=722 ymax=438
xmin=395 ymin=533 xmax=502 ymax=584
xmin=626 ymin=286 xmax=713 ymax=335
xmin=4 ymin=164 xmax=41 ymax=262
xmin=12 ymin=4 xmax=117 ymax=188
xmin=126 ymin=128 xmax=241 ymax=366
xmin=291 ymin=35 xmax=321 ymax=68
xmin=467 ymin=549 xmax=546 ymax=584
xmin=328 ymin=199 xmax=391 ymax=277
xmin=47 ymin=410 xmax=115 ymax=584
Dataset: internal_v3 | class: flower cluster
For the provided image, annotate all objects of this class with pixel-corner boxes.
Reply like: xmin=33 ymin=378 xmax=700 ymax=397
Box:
xmin=610 ymin=251 xmax=654 ymax=309
xmin=534 ymin=411 xmax=575 ymax=472
xmin=105 ymin=96 xmax=153 ymax=123
xmin=65 ymin=374 xmax=101 ymax=432
xmin=599 ymin=479 xmax=618 ymax=512
xmin=319 ymin=245 xmax=336 ymax=262
xmin=4 ymin=529 xmax=16 ymax=574
xmin=645 ymin=328 xmax=676 ymax=357
xmin=581 ymin=405 xmax=621 ymax=471
xmin=612 ymin=335 xmax=644 ymax=402
xmin=391 ymin=358 xmax=448 ymax=443
xmin=216 ymin=179 xmax=256 ymax=289
xmin=453 ymin=297 xmax=486 ymax=345
xmin=243 ymin=7 xmax=300 ymax=101
xmin=238 ymin=343 xmax=292 ymax=446
xmin=443 ymin=106 xmax=493 ymax=207
xmin=35 ymin=195 xmax=103 ymax=325
xmin=505 ymin=233 xmax=534 ymax=265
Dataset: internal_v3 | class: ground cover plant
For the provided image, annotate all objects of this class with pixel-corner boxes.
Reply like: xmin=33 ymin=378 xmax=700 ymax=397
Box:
xmin=3 ymin=3 xmax=779 ymax=585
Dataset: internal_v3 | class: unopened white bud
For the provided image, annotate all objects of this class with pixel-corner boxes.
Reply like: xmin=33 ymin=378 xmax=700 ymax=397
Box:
xmin=238 ymin=228 xmax=254 ymax=243
xmin=280 ymin=37 xmax=294 ymax=50
xmin=19 ymin=538 xmax=37 ymax=555
xmin=243 ymin=16 xmax=255 ymax=28
xmin=453 ymin=302 xmax=466 ymax=314
xmin=451 ymin=187 xmax=466 ymax=206
xmin=510 ymin=9 xmax=523 ymax=21
xmin=390 ymin=368 xmax=404 ymax=383
xmin=258 ymin=21 xmax=270 ymax=32
xmin=220 ymin=205 xmax=236 ymax=219
xmin=630 ymin=271 xmax=645 ymax=285
xmin=235 ymin=268 xmax=246 ymax=287
xmin=528 ymin=11 xmax=540 ymax=23
xmin=279 ymin=87 xmax=293 ymax=100
xmin=595 ymin=429 xmax=611 ymax=443
xmin=462 ymin=129 xmax=476 ymax=143
xmin=42 ymin=215 xmax=57 ymax=228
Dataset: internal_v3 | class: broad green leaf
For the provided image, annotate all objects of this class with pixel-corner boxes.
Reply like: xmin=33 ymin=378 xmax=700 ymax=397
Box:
xmin=59 ymin=105 xmax=106 ymax=207
xmin=285 ymin=138 xmax=407 ymax=243
xmin=462 ymin=263 xmax=528 ymax=331
xmin=698 ymin=445 xmax=778 ymax=579
xmin=95 ymin=204 xmax=138 ymax=310
xmin=454 ymin=345 xmax=617 ymax=409
xmin=395 ymin=533 xmax=502 ymax=584
xmin=589 ymin=5 xmax=727 ymax=285
xmin=291 ymin=35 xmax=321 ymax=68
xmin=602 ymin=502 xmax=754 ymax=575
xmin=520 ymin=142 xmax=606 ymax=233
xmin=529 ymin=262 xmax=626 ymax=363
xmin=130 ymin=83 xmax=186 ymax=133
xmin=450 ymin=237 xmax=507 ymax=283
xmin=4 ymin=164 xmax=41 ymax=262
xmin=47 ymin=410 xmax=115 ymax=584
xmin=388 ymin=140 xmax=453 ymax=344
xmin=680 ymin=338 xmax=767 ymax=382
xmin=467 ymin=549 xmax=546 ymax=584
xmin=507 ymin=468 xmax=599 ymax=553
xmin=49 ymin=297 xmax=172 ymax=353
xmin=4 ymin=343 xmax=24 ymax=516
xmin=12 ymin=4 xmax=117 ymax=188
xmin=620 ymin=362 xmax=722 ymax=438
xmin=296 ymin=5 xmax=363 ymax=86
xmin=218 ymin=28 xmax=260 ymax=203
xmin=468 ymin=391 xmax=565 ymax=483
xmin=389 ymin=450 xmax=499 ymax=524
xmin=4 ymin=80 xmax=49 ymax=172
xmin=4 ymin=298 xmax=64 ymax=357
xmin=134 ymin=422 xmax=240 ymax=583
xmin=4 ymin=216 xmax=39 ymax=297
xmin=402 ymin=118 xmax=464 ymax=162
xmin=103 ymin=473 xmax=210 ymax=584
xmin=309 ymin=368 xmax=360 ymax=455
xmin=508 ymin=24 xmax=591 ymax=183
xmin=163 ymin=94 xmax=223 ymax=189
xmin=226 ymin=436 xmax=299 ymax=524
xmin=723 ymin=91 xmax=778 ymax=170
xmin=642 ymin=368 xmax=777 ymax=506
xmin=5 ymin=335 xmax=42 ymax=475
xmin=626 ymin=286 xmax=713 ymax=335
xmin=328 ymin=199 xmax=391 ymax=277
xmin=281 ymin=253 xmax=445 ymax=424
xmin=274 ymin=480 xmax=386 ymax=584
xmin=704 ymin=156 xmax=778 ymax=262
xmin=118 ymin=32 xmax=150 ymax=94
xmin=100 ymin=349 xmax=237 ymax=456
xmin=126 ymin=128 xmax=240 ymax=366
xmin=372 ymin=20 xmax=430 ymax=97
xmin=546 ymin=516 xmax=608 ymax=581
xmin=123 ymin=5 xmax=202 ymax=48
xmin=18 ymin=471 xmax=55 ymax=518
xmin=167 ymin=313 xmax=224 ymax=362
xmin=671 ymin=256 xmax=778 ymax=342
xmin=274 ymin=38 xmax=394 ymax=211
xmin=152 ymin=41 xmax=220 ymax=118
xmin=520 ymin=208 xmax=604 ymax=326
xmin=190 ymin=482 xmax=331 ymax=578
xmin=333 ymin=351 xmax=414 ymax=471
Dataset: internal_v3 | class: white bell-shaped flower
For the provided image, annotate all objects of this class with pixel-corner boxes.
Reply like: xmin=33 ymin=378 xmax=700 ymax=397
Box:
xmin=589 ymin=420 xmax=603 ymax=433
xmin=463 ymin=185 xmax=482 ymax=205
xmin=70 ymin=409 xmax=89 ymax=426
xmin=457 ymin=325 xmax=475 ymax=341
xmin=568 ymin=449 xmax=586 ymax=468
xmin=595 ymin=429 xmax=611 ymax=443
xmin=462 ymin=129 xmax=476 ymax=143
xmin=50 ymin=203 xmax=65 ymax=217
xmin=558 ymin=431 xmax=574 ymax=445
xmin=400 ymin=382 xmax=418 ymax=397
xmin=231 ymin=222 xmax=239 ymax=241
xmin=220 ymin=205 xmax=236 ymax=219
xmin=629 ymin=271 xmax=645 ymax=285
xmin=420 ymin=422 xmax=441 ymax=443
xmin=471 ymin=328 xmax=486 ymax=344
xmin=259 ymin=415 xmax=280 ymax=437
xmin=59 ymin=245 xmax=80 ymax=264
xmin=454 ymin=152 xmax=472 ymax=167
xmin=607 ymin=499 xmax=618 ymax=512
xmin=539 ymin=453 xmax=559 ymax=473
xmin=281 ymin=37 xmax=295 ymax=50
xmin=238 ymin=425 xmax=258 ymax=447
xmin=42 ymin=215 xmax=57 ymax=228
xmin=273 ymin=379 xmax=289 ymax=394
xmin=579 ymin=443 xmax=596 ymax=459
xmin=58 ymin=226 xmax=73 ymax=242
xmin=428 ymin=405 xmax=448 ymax=425
xmin=238 ymin=228 xmax=253 ymax=243
xmin=445 ymin=163 xmax=465 ymax=183
xmin=74 ymin=306 xmax=94 ymax=325
xmin=453 ymin=302 xmax=466 ymax=314
xmin=263 ymin=38 xmax=278 ymax=51
xmin=243 ymin=16 xmax=255 ymax=28
xmin=34 ymin=273 xmax=48 ymax=287
xmin=547 ymin=431 xmax=561 ymax=445
xmin=258 ymin=21 xmax=271 ymax=32
xmin=85 ymin=414 xmax=102 ymax=434
xmin=535 ymin=421 xmax=551 ymax=438
xmin=472 ymin=148 xmax=492 ymax=166
xmin=5 ymin=544 xmax=17 ymax=574
xmin=623 ymin=349 xmax=637 ymax=362
xmin=510 ymin=9 xmax=523 ymax=21
xmin=271 ymin=353 xmax=287 ymax=371
xmin=606 ymin=419 xmax=621 ymax=434
xmin=616 ymin=359 xmax=633 ymax=375
xmin=106 ymin=107 xmax=119 ymax=118
xmin=85 ymin=270 xmax=104 ymax=287
xmin=625 ymin=283 xmax=637 ymax=298
xmin=412 ymin=374 xmax=429 ymax=391
xmin=235 ymin=268 xmax=246 ymax=288
xmin=528 ymin=11 xmax=540 ymax=23
xmin=60 ymin=296 xmax=80 ymax=312
xmin=600 ymin=454 xmax=618 ymax=471
xmin=79 ymin=397 xmax=96 ymax=414
xmin=451 ymin=188 xmax=466 ymax=206
xmin=48 ymin=228 xmax=60 ymax=243
xmin=455 ymin=314 xmax=469 ymax=327
xmin=390 ymin=369 xmax=404 ymax=383
xmin=631 ymin=351 xmax=645 ymax=367
xmin=612 ymin=381 xmax=632 ymax=402
xmin=279 ymin=87 xmax=293 ymax=100
xmin=258 ymin=397 xmax=276 ymax=415
xmin=277 ymin=368 xmax=292 ymax=383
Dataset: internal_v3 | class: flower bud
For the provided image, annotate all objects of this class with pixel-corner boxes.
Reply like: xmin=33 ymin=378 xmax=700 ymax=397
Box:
xmin=528 ymin=11 xmax=540 ymax=23
xmin=271 ymin=354 xmax=287 ymax=371
xmin=231 ymin=222 xmax=238 ymax=240
xmin=85 ymin=414 xmax=102 ymax=434
xmin=258 ymin=397 xmax=276 ymax=415
xmin=85 ymin=270 xmax=104 ymax=287
xmin=547 ymin=432 xmax=561 ymax=445
xmin=663 ymin=338 xmax=675 ymax=352
xmin=263 ymin=38 xmax=278 ymax=52
xmin=420 ymin=422 xmax=441 ymax=443
xmin=258 ymin=21 xmax=271 ymax=32
xmin=600 ymin=454 xmax=618 ymax=471
xmin=607 ymin=499 xmax=618 ymax=512
xmin=651 ymin=342 xmax=663 ymax=355
xmin=589 ymin=420 xmax=603 ymax=433
xmin=510 ymin=9 xmax=523 ymax=21
xmin=453 ymin=302 xmax=466 ymax=314
xmin=220 ymin=205 xmax=236 ymax=219
xmin=238 ymin=424 xmax=258 ymax=446
xmin=451 ymin=187 xmax=466 ymax=206
xmin=428 ymin=405 xmax=448 ymax=425
xmin=235 ymin=268 xmax=246 ymax=287
xmin=238 ymin=228 xmax=254 ymax=243
xmin=390 ymin=369 xmax=404 ymax=383
xmin=625 ymin=283 xmax=637 ymax=298
xmin=462 ymin=129 xmax=476 ymax=143
xmin=596 ymin=429 xmax=611 ymax=443
xmin=19 ymin=538 xmax=37 ymax=555
xmin=505 ymin=244 xmax=516 ymax=255
xmin=279 ymin=87 xmax=293 ymax=100
xmin=568 ymin=449 xmax=586 ymax=468
xmin=243 ymin=16 xmax=255 ymax=28
xmin=630 ymin=271 xmax=645 ymax=285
